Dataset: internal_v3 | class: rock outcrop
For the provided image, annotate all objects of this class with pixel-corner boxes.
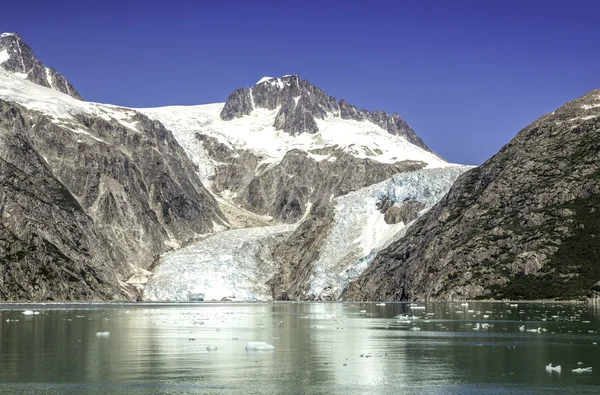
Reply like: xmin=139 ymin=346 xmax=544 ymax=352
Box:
xmin=344 ymin=90 xmax=600 ymax=301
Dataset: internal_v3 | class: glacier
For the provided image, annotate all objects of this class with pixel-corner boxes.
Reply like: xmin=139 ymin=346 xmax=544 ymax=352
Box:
xmin=144 ymin=166 xmax=470 ymax=302
xmin=306 ymin=165 xmax=471 ymax=299
xmin=143 ymin=225 xmax=296 ymax=302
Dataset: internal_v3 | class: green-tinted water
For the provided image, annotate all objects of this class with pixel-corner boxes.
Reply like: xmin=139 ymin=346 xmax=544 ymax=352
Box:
xmin=0 ymin=302 xmax=599 ymax=394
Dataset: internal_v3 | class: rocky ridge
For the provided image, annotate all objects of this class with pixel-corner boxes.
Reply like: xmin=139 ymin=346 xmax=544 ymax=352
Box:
xmin=220 ymin=75 xmax=430 ymax=151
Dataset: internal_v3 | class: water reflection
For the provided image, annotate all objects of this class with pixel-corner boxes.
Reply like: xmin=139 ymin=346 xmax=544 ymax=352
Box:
xmin=0 ymin=302 xmax=598 ymax=394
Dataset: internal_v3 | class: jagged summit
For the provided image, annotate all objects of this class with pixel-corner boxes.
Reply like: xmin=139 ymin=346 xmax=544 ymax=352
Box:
xmin=0 ymin=32 xmax=82 ymax=100
xmin=220 ymin=74 xmax=431 ymax=152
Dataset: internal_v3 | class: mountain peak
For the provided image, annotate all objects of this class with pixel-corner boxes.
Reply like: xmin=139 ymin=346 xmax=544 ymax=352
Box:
xmin=0 ymin=32 xmax=82 ymax=100
xmin=220 ymin=74 xmax=432 ymax=152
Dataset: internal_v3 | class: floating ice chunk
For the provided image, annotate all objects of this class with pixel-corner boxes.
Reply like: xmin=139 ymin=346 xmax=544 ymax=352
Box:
xmin=206 ymin=345 xmax=218 ymax=351
xmin=409 ymin=306 xmax=426 ymax=310
xmin=546 ymin=364 xmax=561 ymax=373
xmin=22 ymin=310 xmax=39 ymax=315
xmin=96 ymin=332 xmax=110 ymax=337
xmin=359 ymin=310 xmax=367 ymax=313
xmin=572 ymin=367 xmax=592 ymax=373
xmin=245 ymin=341 xmax=275 ymax=351
xmin=409 ymin=326 xmax=421 ymax=331
xmin=519 ymin=325 xmax=525 ymax=332
xmin=376 ymin=303 xmax=386 ymax=306
xmin=460 ymin=303 xmax=469 ymax=307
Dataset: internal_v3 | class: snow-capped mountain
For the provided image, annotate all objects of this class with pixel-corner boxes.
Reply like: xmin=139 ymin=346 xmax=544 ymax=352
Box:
xmin=138 ymin=75 xmax=448 ymax=223
xmin=0 ymin=32 xmax=467 ymax=302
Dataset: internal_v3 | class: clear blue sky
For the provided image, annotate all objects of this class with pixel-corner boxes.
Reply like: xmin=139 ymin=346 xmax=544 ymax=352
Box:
xmin=3 ymin=0 xmax=599 ymax=165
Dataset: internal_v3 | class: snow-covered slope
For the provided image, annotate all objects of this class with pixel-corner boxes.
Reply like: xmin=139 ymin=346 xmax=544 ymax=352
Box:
xmin=0 ymin=67 xmax=142 ymax=132
xmin=138 ymin=103 xmax=448 ymax=187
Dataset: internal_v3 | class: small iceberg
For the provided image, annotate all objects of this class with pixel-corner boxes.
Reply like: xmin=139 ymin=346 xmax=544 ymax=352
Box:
xmin=546 ymin=364 xmax=561 ymax=373
xmin=96 ymin=332 xmax=110 ymax=337
xmin=206 ymin=345 xmax=218 ymax=351
xmin=245 ymin=341 xmax=275 ymax=351
xmin=572 ymin=367 xmax=592 ymax=373
xmin=22 ymin=310 xmax=39 ymax=316
xmin=376 ymin=303 xmax=386 ymax=306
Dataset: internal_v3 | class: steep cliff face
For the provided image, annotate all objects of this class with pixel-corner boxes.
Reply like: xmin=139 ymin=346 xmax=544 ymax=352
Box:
xmin=344 ymin=90 xmax=600 ymax=301
xmin=0 ymin=100 xmax=123 ymax=301
xmin=0 ymin=33 xmax=82 ymax=99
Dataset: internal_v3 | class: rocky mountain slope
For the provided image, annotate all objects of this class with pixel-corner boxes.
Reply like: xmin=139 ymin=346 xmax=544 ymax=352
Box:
xmin=0 ymin=100 xmax=122 ymax=300
xmin=344 ymin=90 xmax=600 ymax=301
xmin=0 ymin=35 xmax=227 ymax=301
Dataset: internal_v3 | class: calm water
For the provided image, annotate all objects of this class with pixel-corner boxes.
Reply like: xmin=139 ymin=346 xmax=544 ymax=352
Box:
xmin=0 ymin=302 xmax=599 ymax=394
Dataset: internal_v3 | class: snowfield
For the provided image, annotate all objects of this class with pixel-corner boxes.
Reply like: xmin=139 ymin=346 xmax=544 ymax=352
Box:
xmin=137 ymin=102 xmax=449 ymax=187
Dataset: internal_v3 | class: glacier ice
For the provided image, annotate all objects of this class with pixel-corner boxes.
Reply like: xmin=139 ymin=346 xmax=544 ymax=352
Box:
xmin=307 ymin=165 xmax=471 ymax=299
xmin=143 ymin=225 xmax=296 ymax=302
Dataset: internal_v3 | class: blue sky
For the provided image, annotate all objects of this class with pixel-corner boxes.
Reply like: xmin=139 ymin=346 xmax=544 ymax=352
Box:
xmin=3 ymin=0 xmax=599 ymax=165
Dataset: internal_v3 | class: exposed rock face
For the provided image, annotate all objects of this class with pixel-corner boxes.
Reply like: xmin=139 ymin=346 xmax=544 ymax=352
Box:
xmin=344 ymin=90 xmax=600 ymax=301
xmin=0 ymin=100 xmax=122 ymax=301
xmin=198 ymin=131 xmax=427 ymax=223
xmin=0 ymin=33 xmax=82 ymax=100
xmin=383 ymin=200 xmax=426 ymax=225
xmin=220 ymin=75 xmax=431 ymax=151
xmin=27 ymin=111 xmax=227 ymax=275
xmin=267 ymin=204 xmax=336 ymax=300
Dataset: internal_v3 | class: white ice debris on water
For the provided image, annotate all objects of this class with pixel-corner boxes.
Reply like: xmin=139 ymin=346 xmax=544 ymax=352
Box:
xmin=143 ymin=225 xmax=296 ymax=302
xmin=545 ymin=364 xmax=561 ymax=373
xmin=245 ymin=341 xmax=275 ymax=351
xmin=572 ymin=367 xmax=592 ymax=373
xmin=307 ymin=165 xmax=471 ymax=299
xmin=21 ymin=310 xmax=39 ymax=315
xmin=96 ymin=332 xmax=110 ymax=337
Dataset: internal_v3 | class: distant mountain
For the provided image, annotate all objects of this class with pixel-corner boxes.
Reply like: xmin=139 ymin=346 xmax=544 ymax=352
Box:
xmin=345 ymin=90 xmax=600 ymax=301
xmin=139 ymin=75 xmax=446 ymax=223
xmin=221 ymin=75 xmax=431 ymax=151
xmin=0 ymin=32 xmax=82 ymax=99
